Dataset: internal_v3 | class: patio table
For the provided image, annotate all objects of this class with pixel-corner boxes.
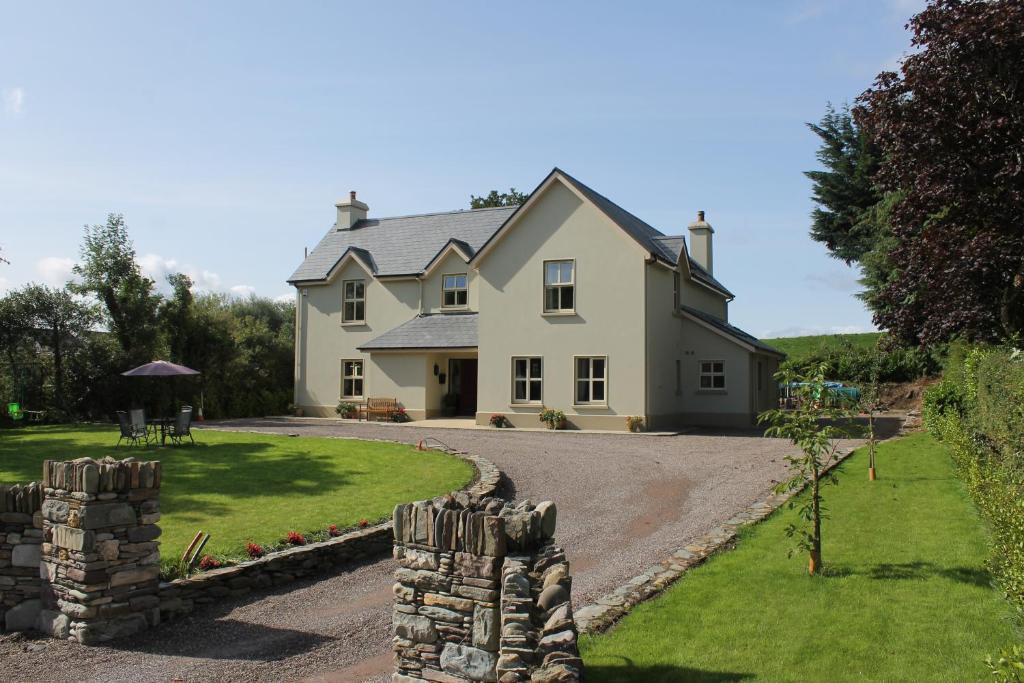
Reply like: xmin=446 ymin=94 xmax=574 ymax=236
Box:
xmin=146 ymin=417 xmax=173 ymax=445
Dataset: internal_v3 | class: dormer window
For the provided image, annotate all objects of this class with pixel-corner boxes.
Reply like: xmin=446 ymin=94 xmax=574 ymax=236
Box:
xmin=343 ymin=279 xmax=365 ymax=323
xmin=442 ymin=274 xmax=468 ymax=308
xmin=543 ymin=260 xmax=575 ymax=313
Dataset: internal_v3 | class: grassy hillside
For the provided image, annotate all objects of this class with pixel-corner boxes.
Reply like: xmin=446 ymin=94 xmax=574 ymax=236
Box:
xmin=763 ymin=332 xmax=882 ymax=358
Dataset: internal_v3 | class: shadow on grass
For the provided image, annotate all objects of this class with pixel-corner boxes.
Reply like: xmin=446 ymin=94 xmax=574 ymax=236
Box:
xmin=824 ymin=561 xmax=994 ymax=588
xmin=586 ymin=656 xmax=753 ymax=682
xmin=0 ymin=424 xmax=358 ymax=524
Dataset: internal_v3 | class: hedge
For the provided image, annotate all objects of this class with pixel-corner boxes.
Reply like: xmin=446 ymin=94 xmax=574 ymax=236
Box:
xmin=924 ymin=344 xmax=1024 ymax=614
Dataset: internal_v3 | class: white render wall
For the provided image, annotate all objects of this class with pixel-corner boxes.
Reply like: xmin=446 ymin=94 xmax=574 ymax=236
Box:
xmin=294 ymin=257 xmax=420 ymax=415
xmin=475 ymin=179 xmax=648 ymax=429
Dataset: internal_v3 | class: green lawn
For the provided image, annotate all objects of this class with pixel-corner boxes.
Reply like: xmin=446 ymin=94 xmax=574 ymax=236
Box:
xmin=0 ymin=425 xmax=473 ymax=562
xmin=580 ymin=432 xmax=1020 ymax=682
xmin=762 ymin=331 xmax=882 ymax=359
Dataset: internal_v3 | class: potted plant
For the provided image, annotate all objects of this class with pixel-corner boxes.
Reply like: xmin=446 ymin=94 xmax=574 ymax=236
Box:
xmin=335 ymin=401 xmax=358 ymax=419
xmin=626 ymin=415 xmax=644 ymax=433
xmin=538 ymin=407 xmax=566 ymax=430
xmin=391 ymin=407 xmax=411 ymax=423
xmin=489 ymin=413 xmax=508 ymax=428
xmin=441 ymin=393 xmax=459 ymax=417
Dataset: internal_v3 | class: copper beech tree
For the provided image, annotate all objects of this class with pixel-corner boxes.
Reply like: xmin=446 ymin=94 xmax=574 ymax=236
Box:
xmin=855 ymin=0 xmax=1024 ymax=345
xmin=760 ymin=363 xmax=853 ymax=576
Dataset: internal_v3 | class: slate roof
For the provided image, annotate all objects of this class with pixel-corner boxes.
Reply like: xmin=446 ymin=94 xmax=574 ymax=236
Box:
xmin=358 ymin=313 xmax=479 ymax=351
xmin=288 ymin=207 xmax=516 ymax=282
xmin=288 ymin=168 xmax=730 ymax=297
xmin=680 ymin=305 xmax=785 ymax=357
xmin=650 ymin=236 xmax=735 ymax=298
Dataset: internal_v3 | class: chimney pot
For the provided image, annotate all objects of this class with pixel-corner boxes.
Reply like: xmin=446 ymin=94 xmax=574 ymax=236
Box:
xmin=697 ymin=210 xmax=705 ymax=222
xmin=350 ymin=191 xmax=357 ymax=201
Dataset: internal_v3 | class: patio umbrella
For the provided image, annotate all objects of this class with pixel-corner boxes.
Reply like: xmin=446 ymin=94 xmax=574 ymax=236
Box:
xmin=122 ymin=360 xmax=203 ymax=419
xmin=121 ymin=360 xmax=200 ymax=377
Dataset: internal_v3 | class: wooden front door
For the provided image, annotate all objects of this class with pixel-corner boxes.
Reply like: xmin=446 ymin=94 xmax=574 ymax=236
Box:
xmin=449 ymin=359 xmax=478 ymax=416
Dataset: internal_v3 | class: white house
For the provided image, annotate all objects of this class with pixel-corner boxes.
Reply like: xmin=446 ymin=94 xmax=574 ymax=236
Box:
xmin=288 ymin=168 xmax=783 ymax=430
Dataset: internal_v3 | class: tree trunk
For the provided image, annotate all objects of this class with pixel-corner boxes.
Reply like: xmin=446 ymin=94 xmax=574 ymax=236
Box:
xmin=868 ymin=411 xmax=877 ymax=480
xmin=52 ymin=328 xmax=64 ymax=414
xmin=810 ymin=464 xmax=822 ymax=576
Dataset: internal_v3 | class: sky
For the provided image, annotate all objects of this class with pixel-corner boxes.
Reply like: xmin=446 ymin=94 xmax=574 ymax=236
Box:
xmin=0 ymin=0 xmax=926 ymax=338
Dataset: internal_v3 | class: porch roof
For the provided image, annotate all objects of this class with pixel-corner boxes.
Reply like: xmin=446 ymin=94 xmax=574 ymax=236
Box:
xmin=358 ymin=312 xmax=478 ymax=351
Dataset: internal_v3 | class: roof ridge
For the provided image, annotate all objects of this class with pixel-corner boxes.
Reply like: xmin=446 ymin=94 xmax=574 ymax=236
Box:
xmin=351 ymin=205 xmax=518 ymax=225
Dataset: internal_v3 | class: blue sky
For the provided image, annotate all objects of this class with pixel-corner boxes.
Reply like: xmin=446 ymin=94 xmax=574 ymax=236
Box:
xmin=0 ymin=0 xmax=924 ymax=337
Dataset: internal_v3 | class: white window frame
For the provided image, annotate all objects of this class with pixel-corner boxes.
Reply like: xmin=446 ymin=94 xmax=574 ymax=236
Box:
xmin=542 ymin=259 xmax=575 ymax=314
xmin=698 ymin=359 xmax=726 ymax=391
xmin=342 ymin=279 xmax=366 ymax=324
xmin=573 ymin=355 xmax=608 ymax=406
xmin=341 ymin=359 xmax=364 ymax=399
xmin=511 ymin=356 xmax=543 ymax=404
xmin=441 ymin=273 xmax=469 ymax=309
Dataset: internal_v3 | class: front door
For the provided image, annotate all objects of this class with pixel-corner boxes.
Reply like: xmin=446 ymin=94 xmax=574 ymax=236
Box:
xmin=448 ymin=359 xmax=478 ymax=416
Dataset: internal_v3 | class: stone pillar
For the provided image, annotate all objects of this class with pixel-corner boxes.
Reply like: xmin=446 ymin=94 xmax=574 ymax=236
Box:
xmin=392 ymin=494 xmax=580 ymax=683
xmin=0 ymin=483 xmax=44 ymax=632
xmin=40 ymin=457 xmax=162 ymax=644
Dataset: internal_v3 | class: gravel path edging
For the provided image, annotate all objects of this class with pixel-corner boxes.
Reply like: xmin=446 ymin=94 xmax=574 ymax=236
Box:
xmin=157 ymin=444 xmax=503 ymax=625
xmin=575 ymin=415 xmax=918 ymax=635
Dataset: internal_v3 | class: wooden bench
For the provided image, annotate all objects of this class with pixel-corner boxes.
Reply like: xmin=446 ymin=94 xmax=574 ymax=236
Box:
xmin=366 ymin=397 xmax=398 ymax=422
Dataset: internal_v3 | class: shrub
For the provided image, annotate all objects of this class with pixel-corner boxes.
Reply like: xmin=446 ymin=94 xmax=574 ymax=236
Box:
xmin=781 ymin=333 xmax=941 ymax=385
xmin=391 ymin=407 xmax=411 ymax=423
xmin=625 ymin=416 xmax=644 ymax=433
xmin=246 ymin=542 xmax=264 ymax=559
xmin=198 ymin=554 xmax=222 ymax=570
xmin=489 ymin=413 xmax=508 ymax=428
xmin=358 ymin=519 xmax=369 ymax=528
xmin=285 ymin=530 xmax=306 ymax=546
xmin=925 ymin=345 xmax=1024 ymax=612
xmin=328 ymin=524 xmax=341 ymax=537
xmin=336 ymin=401 xmax=358 ymax=418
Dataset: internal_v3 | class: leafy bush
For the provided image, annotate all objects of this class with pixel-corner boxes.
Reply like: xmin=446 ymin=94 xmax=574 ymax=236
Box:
xmin=285 ymin=530 xmax=306 ymax=546
xmin=781 ymin=333 xmax=940 ymax=384
xmin=336 ymin=401 xmax=358 ymax=418
xmin=391 ymin=407 xmax=411 ymax=423
xmin=925 ymin=345 xmax=1024 ymax=612
xmin=626 ymin=416 xmax=644 ymax=432
xmin=246 ymin=542 xmax=264 ymax=559
xmin=489 ymin=413 xmax=508 ymax=428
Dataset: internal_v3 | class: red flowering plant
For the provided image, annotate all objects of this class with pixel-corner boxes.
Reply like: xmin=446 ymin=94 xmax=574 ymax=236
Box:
xmin=328 ymin=524 xmax=341 ymax=537
xmin=391 ymin=407 xmax=411 ymax=423
xmin=358 ymin=519 xmax=369 ymax=528
xmin=198 ymin=554 xmax=222 ymax=570
xmin=285 ymin=531 xmax=306 ymax=546
xmin=246 ymin=542 xmax=264 ymax=559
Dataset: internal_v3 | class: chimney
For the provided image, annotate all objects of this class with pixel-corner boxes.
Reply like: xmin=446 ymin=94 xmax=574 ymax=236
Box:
xmin=335 ymin=190 xmax=368 ymax=230
xmin=687 ymin=210 xmax=714 ymax=274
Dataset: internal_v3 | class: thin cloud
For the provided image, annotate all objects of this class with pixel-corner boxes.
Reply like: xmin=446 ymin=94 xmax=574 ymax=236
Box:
xmin=274 ymin=292 xmax=294 ymax=304
xmin=36 ymin=256 xmax=76 ymax=287
xmin=785 ymin=0 xmax=826 ymax=25
xmin=229 ymin=284 xmax=256 ymax=298
xmin=3 ymin=87 xmax=25 ymax=114
xmin=137 ymin=253 xmax=223 ymax=293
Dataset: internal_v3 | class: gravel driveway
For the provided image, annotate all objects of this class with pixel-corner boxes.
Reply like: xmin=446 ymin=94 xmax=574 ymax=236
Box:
xmin=1 ymin=418 xmax=885 ymax=682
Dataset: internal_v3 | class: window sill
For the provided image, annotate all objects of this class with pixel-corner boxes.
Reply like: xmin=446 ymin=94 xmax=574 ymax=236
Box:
xmin=541 ymin=310 xmax=577 ymax=317
xmin=572 ymin=403 xmax=609 ymax=409
xmin=508 ymin=403 xmax=543 ymax=409
xmin=696 ymin=389 xmax=728 ymax=395
xmin=341 ymin=321 xmax=367 ymax=327
xmin=441 ymin=306 xmax=470 ymax=312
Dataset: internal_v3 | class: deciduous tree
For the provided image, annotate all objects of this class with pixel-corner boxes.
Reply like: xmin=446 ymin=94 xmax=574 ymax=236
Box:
xmin=855 ymin=0 xmax=1024 ymax=344
xmin=470 ymin=188 xmax=528 ymax=209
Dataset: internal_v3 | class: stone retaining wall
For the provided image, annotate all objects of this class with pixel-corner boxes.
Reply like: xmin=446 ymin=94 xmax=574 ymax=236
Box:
xmin=392 ymin=495 xmax=581 ymax=682
xmin=0 ymin=483 xmax=44 ymax=631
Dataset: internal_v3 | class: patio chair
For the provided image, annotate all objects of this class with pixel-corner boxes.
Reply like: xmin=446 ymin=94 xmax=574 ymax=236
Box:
xmin=116 ymin=411 xmax=149 ymax=446
xmin=129 ymin=408 xmax=155 ymax=442
xmin=7 ymin=402 xmax=24 ymax=421
xmin=167 ymin=406 xmax=195 ymax=446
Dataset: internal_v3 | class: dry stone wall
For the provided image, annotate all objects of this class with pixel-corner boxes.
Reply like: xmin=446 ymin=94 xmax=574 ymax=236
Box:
xmin=39 ymin=457 xmax=163 ymax=644
xmin=0 ymin=483 xmax=44 ymax=632
xmin=392 ymin=494 xmax=581 ymax=683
